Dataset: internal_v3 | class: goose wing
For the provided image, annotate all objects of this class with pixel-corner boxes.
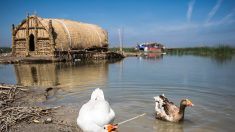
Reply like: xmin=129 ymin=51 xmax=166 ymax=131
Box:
xmin=154 ymin=94 xmax=179 ymax=121
xmin=159 ymin=95 xmax=179 ymax=116
xmin=162 ymin=102 xmax=179 ymax=116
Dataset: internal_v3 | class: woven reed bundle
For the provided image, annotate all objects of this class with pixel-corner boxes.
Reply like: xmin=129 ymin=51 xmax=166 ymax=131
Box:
xmin=38 ymin=17 xmax=108 ymax=51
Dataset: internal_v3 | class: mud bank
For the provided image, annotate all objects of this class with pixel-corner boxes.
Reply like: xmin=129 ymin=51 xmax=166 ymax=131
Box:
xmin=0 ymin=84 xmax=82 ymax=132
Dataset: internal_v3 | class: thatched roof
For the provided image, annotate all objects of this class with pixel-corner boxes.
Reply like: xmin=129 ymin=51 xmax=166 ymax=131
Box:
xmin=38 ymin=16 xmax=108 ymax=50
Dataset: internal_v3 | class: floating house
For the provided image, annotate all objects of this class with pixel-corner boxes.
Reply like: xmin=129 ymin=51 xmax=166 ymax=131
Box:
xmin=11 ymin=15 xmax=109 ymax=58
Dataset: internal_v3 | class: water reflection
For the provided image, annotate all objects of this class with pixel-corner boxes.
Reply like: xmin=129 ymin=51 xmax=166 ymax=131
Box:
xmin=14 ymin=60 xmax=118 ymax=87
xmin=15 ymin=63 xmax=58 ymax=86
xmin=209 ymin=54 xmax=234 ymax=64
xmin=154 ymin=120 xmax=183 ymax=132
xmin=1 ymin=55 xmax=234 ymax=132
xmin=139 ymin=53 xmax=163 ymax=60
xmin=167 ymin=52 xmax=234 ymax=64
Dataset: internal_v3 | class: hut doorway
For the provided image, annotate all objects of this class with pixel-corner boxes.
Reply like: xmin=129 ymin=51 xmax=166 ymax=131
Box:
xmin=29 ymin=34 xmax=35 ymax=51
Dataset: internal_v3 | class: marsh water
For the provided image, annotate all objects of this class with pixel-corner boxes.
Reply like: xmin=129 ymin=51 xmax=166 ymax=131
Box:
xmin=1 ymin=54 xmax=235 ymax=132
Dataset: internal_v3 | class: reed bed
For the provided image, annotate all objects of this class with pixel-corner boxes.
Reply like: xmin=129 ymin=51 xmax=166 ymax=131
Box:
xmin=167 ymin=45 xmax=234 ymax=56
xmin=166 ymin=45 xmax=235 ymax=64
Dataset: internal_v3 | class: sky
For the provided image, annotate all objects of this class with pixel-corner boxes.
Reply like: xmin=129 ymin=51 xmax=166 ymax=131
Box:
xmin=0 ymin=0 xmax=235 ymax=48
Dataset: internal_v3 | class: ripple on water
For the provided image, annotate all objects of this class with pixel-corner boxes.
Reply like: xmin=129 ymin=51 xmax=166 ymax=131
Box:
xmin=1 ymin=56 xmax=235 ymax=131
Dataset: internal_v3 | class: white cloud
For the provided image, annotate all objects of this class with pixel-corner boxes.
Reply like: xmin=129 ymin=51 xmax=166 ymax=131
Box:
xmin=219 ymin=8 xmax=235 ymax=23
xmin=204 ymin=8 xmax=235 ymax=27
xmin=206 ymin=0 xmax=223 ymax=23
xmin=187 ymin=0 xmax=196 ymax=22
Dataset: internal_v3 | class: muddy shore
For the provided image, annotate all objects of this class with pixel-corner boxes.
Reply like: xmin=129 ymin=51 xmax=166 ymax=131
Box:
xmin=0 ymin=84 xmax=82 ymax=132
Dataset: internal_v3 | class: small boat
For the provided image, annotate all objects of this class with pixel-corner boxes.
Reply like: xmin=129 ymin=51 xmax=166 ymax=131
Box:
xmin=136 ymin=42 xmax=165 ymax=53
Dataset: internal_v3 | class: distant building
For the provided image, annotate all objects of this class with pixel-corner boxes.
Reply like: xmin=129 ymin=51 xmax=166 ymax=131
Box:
xmin=11 ymin=15 xmax=108 ymax=57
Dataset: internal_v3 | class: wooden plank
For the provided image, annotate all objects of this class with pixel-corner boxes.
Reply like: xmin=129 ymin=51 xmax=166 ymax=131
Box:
xmin=0 ymin=84 xmax=28 ymax=91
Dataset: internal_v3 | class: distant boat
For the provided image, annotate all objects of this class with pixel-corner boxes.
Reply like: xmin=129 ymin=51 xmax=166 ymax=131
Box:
xmin=136 ymin=42 xmax=165 ymax=53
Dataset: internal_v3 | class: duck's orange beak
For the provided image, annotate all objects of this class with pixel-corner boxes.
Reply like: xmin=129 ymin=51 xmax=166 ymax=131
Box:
xmin=107 ymin=124 xmax=118 ymax=132
xmin=186 ymin=100 xmax=194 ymax=107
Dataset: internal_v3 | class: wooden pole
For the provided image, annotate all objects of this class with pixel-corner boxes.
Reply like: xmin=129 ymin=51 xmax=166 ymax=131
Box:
xmin=48 ymin=20 xmax=56 ymax=55
xmin=118 ymin=28 xmax=123 ymax=54
xmin=26 ymin=14 xmax=30 ymax=56
xmin=11 ymin=24 xmax=16 ymax=56
xmin=35 ymin=16 xmax=38 ymax=55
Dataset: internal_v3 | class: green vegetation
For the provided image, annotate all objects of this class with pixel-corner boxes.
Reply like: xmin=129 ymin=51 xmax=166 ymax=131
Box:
xmin=166 ymin=45 xmax=234 ymax=56
xmin=110 ymin=45 xmax=235 ymax=55
xmin=167 ymin=45 xmax=235 ymax=64
xmin=0 ymin=47 xmax=11 ymax=53
xmin=109 ymin=45 xmax=235 ymax=64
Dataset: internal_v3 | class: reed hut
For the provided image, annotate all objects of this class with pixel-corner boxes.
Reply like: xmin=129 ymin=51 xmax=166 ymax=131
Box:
xmin=11 ymin=15 xmax=108 ymax=57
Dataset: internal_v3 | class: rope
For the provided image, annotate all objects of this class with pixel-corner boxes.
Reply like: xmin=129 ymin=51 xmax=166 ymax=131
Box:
xmin=118 ymin=113 xmax=146 ymax=125
xmin=55 ymin=19 xmax=72 ymax=50
xmin=92 ymin=27 xmax=102 ymax=47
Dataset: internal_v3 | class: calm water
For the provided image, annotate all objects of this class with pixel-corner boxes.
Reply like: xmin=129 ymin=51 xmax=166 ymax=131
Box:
xmin=1 ymin=55 xmax=235 ymax=132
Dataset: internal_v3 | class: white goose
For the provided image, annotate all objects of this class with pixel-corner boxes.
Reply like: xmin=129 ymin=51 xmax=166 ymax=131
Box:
xmin=77 ymin=88 xmax=117 ymax=132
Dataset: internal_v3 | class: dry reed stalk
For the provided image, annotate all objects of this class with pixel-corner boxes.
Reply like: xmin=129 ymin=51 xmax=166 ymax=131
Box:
xmin=0 ymin=84 xmax=56 ymax=132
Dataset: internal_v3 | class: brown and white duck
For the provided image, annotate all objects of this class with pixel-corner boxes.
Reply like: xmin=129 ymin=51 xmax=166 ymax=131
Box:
xmin=154 ymin=94 xmax=194 ymax=122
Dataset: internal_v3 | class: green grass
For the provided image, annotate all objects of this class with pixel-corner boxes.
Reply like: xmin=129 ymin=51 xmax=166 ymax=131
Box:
xmin=0 ymin=47 xmax=12 ymax=53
